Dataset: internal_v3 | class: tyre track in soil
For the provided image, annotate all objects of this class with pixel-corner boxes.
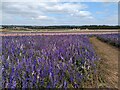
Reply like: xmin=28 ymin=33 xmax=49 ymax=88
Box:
xmin=90 ymin=37 xmax=119 ymax=88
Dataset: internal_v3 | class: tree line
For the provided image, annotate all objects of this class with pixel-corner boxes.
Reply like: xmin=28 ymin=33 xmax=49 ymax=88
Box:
xmin=1 ymin=25 xmax=120 ymax=30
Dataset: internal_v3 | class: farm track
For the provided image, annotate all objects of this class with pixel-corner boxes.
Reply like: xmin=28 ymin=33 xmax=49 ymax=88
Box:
xmin=90 ymin=37 xmax=119 ymax=88
xmin=0 ymin=31 xmax=119 ymax=36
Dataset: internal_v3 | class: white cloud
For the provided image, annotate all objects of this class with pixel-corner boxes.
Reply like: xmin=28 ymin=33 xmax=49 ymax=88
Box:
xmin=1 ymin=1 xmax=117 ymax=25
xmin=32 ymin=15 xmax=48 ymax=20
xmin=78 ymin=11 xmax=91 ymax=17
xmin=2 ymin=3 xmax=42 ymax=15
xmin=44 ymin=3 xmax=87 ymax=12
xmin=2 ymin=2 xmax=93 ymax=20
xmin=38 ymin=2 xmax=93 ymax=19
xmin=32 ymin=15 xmax=55 ymax=20
xmin=69 ymin=10 xmax=93 ymax=19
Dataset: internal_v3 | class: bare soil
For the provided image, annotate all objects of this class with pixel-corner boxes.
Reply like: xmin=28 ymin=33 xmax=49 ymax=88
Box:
xmin=90 ymin=37 xmax=119 ymax=89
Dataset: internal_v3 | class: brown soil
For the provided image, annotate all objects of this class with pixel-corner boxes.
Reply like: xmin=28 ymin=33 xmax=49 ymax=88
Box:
xmin=90 ymin=37 xmax=119 ymax=89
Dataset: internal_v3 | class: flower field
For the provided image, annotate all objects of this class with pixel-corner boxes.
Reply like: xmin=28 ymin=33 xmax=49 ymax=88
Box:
xmin=96 ymin=34 xmax=120 ymax=47
xmin=1 ymin=33 xmax=119 ymax=88
xmin=2 ymin=35 xmax=98 ymax=88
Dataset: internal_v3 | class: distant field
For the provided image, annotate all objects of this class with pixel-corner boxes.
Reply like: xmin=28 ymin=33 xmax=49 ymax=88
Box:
xmin=0 ymin=29 xmax=119 ymax=37
xmin=0 ymin=29 xmax=119 ymax=33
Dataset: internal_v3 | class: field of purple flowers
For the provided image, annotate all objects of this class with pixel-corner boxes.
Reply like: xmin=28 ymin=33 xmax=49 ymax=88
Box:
xmin=2 ymin=35 xmax=98 ymax=88
xmin=96 ymin=34 xmax=120 ymax=47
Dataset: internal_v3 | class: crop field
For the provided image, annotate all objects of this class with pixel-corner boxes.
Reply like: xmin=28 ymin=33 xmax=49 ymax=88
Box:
xmin=1 ymin=32 xmax=119 ymax=89
xmin=96 ymin=34 xmax=120 ymax=47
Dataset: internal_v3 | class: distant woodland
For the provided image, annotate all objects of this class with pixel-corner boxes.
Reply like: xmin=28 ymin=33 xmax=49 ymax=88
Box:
xmin=1 ymin=25 xmax=120 ymax=30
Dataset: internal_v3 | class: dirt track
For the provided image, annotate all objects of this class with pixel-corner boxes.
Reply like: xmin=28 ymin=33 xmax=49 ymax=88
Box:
xmin=90 ymin=37 xmax=119 ymax=88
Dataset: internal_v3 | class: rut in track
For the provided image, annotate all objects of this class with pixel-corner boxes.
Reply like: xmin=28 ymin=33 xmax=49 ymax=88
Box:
xmin=90 ymin=37 xmax=119 ymax=88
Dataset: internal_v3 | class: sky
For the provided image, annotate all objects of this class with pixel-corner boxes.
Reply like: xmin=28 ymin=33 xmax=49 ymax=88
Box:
xmin=0 ymin=0 xmax=119 ymax=26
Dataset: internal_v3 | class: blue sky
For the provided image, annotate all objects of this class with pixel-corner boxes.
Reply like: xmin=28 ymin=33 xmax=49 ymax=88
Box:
xmin=1 ymin=1 xmax=118 ymax=26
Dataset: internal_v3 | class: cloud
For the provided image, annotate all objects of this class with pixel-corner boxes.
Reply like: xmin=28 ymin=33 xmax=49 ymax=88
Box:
xmin=32 ymin=15 xmax=55 ymax=20
xmin=69 ymin=10 xmax=93 ymax=19
xmin=32 ymin=15 xmax=48 ymax=20
xmin=37 ymin=2 xmax=93 ymax=19
xmin=40 ymin=2 xmax=93 ymax=19
xmin=2 ymin=2 xmax=93 ymax=20
xmin=2 ymin=3 xmax=42 ymax=16
xmin=42 ymin=3 xmax=87 ymax=12
xmin=1 ymin=2 xmax=117 ymax=25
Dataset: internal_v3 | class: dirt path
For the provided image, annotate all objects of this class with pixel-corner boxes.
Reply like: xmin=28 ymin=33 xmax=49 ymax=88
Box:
xmin=90 ymin=37 xmax=119 ymax=88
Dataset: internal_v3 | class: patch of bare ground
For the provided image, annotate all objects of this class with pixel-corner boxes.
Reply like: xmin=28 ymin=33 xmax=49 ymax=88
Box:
xmin=90 ymin=37 xmax=119 ymax=89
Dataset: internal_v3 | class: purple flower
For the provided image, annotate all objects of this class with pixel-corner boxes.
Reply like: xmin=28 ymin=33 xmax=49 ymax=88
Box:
xmin=2 ymin=34 xmax=101 ymax=88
